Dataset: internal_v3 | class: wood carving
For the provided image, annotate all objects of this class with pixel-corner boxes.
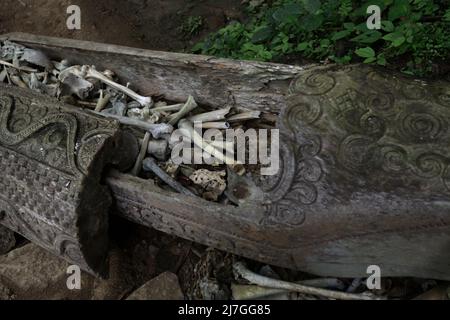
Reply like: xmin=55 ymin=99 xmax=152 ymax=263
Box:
xmin=1 ymin=34 xmax=450 ymax=280
xmin=0 ymin=84 xmax=135 ymax=276
xmin=109 ymin=65 xmax=450 ymax=280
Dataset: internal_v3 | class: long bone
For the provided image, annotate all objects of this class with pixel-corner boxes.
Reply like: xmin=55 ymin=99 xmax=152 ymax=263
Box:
xmin=92 ymin=110 xmax=173 ymax=139
xmin=188 ymin=107 xmax=231 ymax=122
xmin=227 ymin=111 xmax=261 ymax=122
xmin=59 ymin=65 xmax=153 ymax=107
xmin=167 ymin=95 xmax=198 ymax=126
xmin=178 ymin=119 xmax=237 ymax=165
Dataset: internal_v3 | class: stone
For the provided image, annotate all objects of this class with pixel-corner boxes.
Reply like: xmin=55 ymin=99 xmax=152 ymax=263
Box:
xmin=0 ymin=225 xmax=15 ymax=255
xmin=0 ymin=244 xmax=69 ymax=294
xmin=198 ymin=279 xmax=229 ymax=300
xmin=127 ymin=271 xmax=184 ymax=300
xmin=413 ymin=285 xmax=450 ymax=300
xmin=0 ymin=242 xmax=169 ymax=300
xmin=0 ymin=243 xmax=146 ymax=300
xmin=0 ymin=243 xmax=94 ymax=299
xmin=91 ymin=248 xmax=137 ymax=300
xmin=0 ymin=282 xmax=15 ymax=300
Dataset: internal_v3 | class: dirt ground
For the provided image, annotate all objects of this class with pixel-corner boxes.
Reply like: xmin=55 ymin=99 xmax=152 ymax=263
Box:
xmin=0 ymin=0 xmax=243 ymax=51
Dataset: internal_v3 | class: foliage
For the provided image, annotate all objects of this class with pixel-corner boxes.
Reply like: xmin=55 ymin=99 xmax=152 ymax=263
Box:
xmin=193 ymin=0 xmax=450 ymax=77
xmin=180 ymin=16 xmax=204 ymax=37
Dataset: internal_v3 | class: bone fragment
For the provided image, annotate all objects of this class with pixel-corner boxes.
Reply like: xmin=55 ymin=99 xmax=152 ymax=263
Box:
xmin=92 ymin=111 xmax=173 ymax=138
xmin=143 ymin=157 xmax=196 ymax=196
xmin=167 ymin=95 xmax=198 ymax=126
xmin=188 ymin=107 xmax=231 ymax=122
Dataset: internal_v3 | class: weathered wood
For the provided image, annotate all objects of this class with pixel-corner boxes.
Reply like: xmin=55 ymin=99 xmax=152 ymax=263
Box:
xmin=0 ymin=84 xmax=136 ymax=276
xmin=108 ymin=65 xmax=450 ymax=280
xmin=2 ymin=34 xmax=450 ymax=280
xmin=0 ymin=33 xmax=307 ymax=113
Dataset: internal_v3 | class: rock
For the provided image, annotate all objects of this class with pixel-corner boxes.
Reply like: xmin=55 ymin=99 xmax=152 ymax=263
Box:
xmin=0 ymin=282 xmax=15 ymax=300
xmin=179 ymin=249 xmax=232 ymax=300
xmin=0 ymin=243 xmax=98 ymax=299
xmin=0 ymin=242 xmax=163 ymax=300
xmin=0 ymin=243 xmax=69 ymax=294
xmin=127 ymin=272 xmax=184 ymax=300
xmin=92 ymin=248 xmax=138 ymax=300
xmin=0 ymin=243 xmax=95 ymax=299
xmin=0 ymin=225 xmax=15 ymax=255
xmin=198 ymin=278 xmax=229 ymax=300
xmin=413 ymin=285 xmax=450 ymax=300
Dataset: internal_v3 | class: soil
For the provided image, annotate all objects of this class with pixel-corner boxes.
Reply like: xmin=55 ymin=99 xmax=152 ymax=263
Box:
xmin=0 ymin=0 xmax=243 ymax=51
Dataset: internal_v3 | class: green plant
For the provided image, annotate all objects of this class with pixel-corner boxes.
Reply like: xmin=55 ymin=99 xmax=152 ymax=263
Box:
xmin=180 ymin=16 xmax=204 ymax=37
xmin=193 ymin=0 xmax=450 ymax=77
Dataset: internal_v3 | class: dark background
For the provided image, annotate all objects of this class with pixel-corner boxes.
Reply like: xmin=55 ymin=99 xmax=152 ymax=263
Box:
xmin=0 ymin=0 xmax=243 ymax=51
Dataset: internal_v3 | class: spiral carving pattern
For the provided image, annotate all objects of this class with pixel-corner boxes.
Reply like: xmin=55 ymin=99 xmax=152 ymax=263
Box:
xmin=414 ymin=153 xmax=445 ymax=179
xmin=289 ymin=72 xmax=336 ymax=96
xmin=398 ymin=112 xmax=444 ymax=142
xmin=338 ymin=135 xmax=376 ymax=172
xmin=379 ymin=145 xmax=408 ymax=174
xmin=284 ymin=100 xmax=322 ymax=127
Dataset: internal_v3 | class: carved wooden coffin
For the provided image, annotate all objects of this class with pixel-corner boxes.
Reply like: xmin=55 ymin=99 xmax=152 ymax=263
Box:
xmin=107 ymin=66 xmax=450 ymax=280
xmin=1 ymin=33 xmax=450 ymax=280
xmin=0 ymin=84 xmax=135 ymax=276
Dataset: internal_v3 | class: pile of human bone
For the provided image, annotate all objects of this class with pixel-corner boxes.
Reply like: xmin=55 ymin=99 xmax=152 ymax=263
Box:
xmin=0 ymin=41 xmax=276 ymax=203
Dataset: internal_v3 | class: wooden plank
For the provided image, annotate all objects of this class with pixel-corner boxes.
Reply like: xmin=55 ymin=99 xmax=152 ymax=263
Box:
xmin=0 ymin=32 xmax=309 ymax=112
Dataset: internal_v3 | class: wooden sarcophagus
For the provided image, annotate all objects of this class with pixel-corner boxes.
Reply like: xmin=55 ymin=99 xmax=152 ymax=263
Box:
xmin=0 ymin=33 xmax=449 ymax=280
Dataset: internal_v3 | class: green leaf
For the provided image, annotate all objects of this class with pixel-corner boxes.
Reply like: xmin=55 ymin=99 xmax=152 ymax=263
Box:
xmin=301 ymin=14 xmax=324 ymax=31
xmin=191 ymin=42 xmax=204 ymax=53
xmin=343 ymin=22 xmax=355 ymax=30
xmin=393 ymin=36 xmax=406 ymax=47
xmin=351 ymin=31 xmax=382 ymax=43
xmin=355 ymin=47 xmax=376 ymax=58
xmin=320 ymin=39 xmax=330 ymax=47
xmin=444 ymin=9 xmax=450 ymax=21
xmin=332 ymin=29 xmax=352 ymax=41
xmin=302 ymin=0 xmax=321 ymax=14
xmin=296 ymin=42 xmax=309 ymax=51
xmin=251 ymin=26 xmax=274 ymax=44
xmin=354 ymin=22 xmax=370 ymax=32
xmin=272 ymin=3 xmax=302 ymax=23
xmin=377 ymin=54 xmax=387 ymax=66
xmin=364 ymin=56 xmax=377 ymax=63
xmin=388 ymin=0 xmax=411 ymax=21
xmin=258 ymin=50 xmax=273 ymax=60
xmin=331 ymin=54 xmax=352 ymax=64
xmin=381 ymin=20 xmax=395 ymax=32
xmin=383 ymin=32 xmax=406 ymax=47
